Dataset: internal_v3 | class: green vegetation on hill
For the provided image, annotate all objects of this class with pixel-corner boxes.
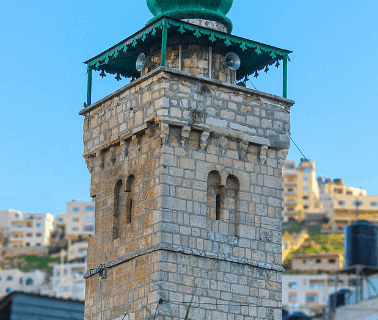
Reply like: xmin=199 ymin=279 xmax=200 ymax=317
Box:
xmin=0 ymin=254 xmax=60 ymax=274
xmin=283 ymin=233 xmax=344 ymax=272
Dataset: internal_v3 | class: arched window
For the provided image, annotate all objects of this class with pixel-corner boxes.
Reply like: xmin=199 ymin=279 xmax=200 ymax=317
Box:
xmin=206 ymin=171 xmax=223 ymax=226
xmin=114 ymin=179 xmax=125 ymax=239
xmin=26 ymin=278 xmax=34 ymax=286
xmin=125 ymin=175 xmax=135 ymax=224
xmin=224 ymin=175 xmax=239 ymax=235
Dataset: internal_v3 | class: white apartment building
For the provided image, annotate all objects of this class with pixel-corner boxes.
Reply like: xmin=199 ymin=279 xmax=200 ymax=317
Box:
xmin=51 ymin=261 xmax=86 ymax=300
xmin=0 ymin=269 xmax=46 ymax=298
xmin=9 ymin=213 xmax=54 ymax=248
xmin=66 ymin=200 xmax=95 ymax=236
xmin=282 ymin=274 xmax=356 ymax=316
xmin=67 ymin=240 xmax=88 ymax=262
xmin=0 ymin=209 xmax=22 ymax=235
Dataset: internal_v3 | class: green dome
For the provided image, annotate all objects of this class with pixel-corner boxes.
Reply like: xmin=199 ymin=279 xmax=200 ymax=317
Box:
xmin=147 ymin=0 xmax=233 ymax=32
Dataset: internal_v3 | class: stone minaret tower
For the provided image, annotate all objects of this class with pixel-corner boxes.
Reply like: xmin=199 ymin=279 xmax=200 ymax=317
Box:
xmin=81 ymin=1 xmax=294 ymax=319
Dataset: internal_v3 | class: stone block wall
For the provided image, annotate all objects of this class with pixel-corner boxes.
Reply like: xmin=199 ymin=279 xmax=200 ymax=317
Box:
xmin=81 ymin=67 xmax=294 ymax=320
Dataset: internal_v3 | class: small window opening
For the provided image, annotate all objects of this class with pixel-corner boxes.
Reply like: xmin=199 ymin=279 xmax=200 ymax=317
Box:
xmin=216 ymin=194 xmax=221 ymax=220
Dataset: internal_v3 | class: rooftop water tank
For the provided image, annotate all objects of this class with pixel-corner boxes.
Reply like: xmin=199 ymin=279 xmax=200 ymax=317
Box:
xmin=344 ymin=220 xmax=378 ymax=268
xmin=329 ymin=289 xmax=351 ymax=310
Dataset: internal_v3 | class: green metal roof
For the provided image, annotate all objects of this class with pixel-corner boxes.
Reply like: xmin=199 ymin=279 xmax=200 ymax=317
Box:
xmin=85 ymin=16 xmax=291 ymax=81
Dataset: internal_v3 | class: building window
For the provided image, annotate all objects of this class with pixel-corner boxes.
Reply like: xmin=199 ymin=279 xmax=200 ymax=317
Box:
xmin=36 ymin=223 xmax=43 ymax=227
xmin=207 ymin=171 xmax=223 ymax=224
xmin=306 ymin=295 xmax=319 ymax=302
xmin=6 ymin=288 xmax=12 ymax=293
xmin=26 ymin=233 xmax=32 ymax=237
xmin=303 ymin=196 xmax=309 ymax=200
xmin=26 ymin=243 xmax=30 ymax=247
xmin=288 ymin=295 xmax=297 ymax=301
xmin=303 ymin=205 xmax=309 ymax=209
xmin=125 ymin=175 xmax=135 ymax=224
xmin=303 ymin=177 xmax=309 ymax=181
xmin=302 ymin=259 xmax=306 ymax=264
xmin=85 ymin=216 xmax=93 ymax=222
xmin=224 ymin=175 xmax=239 ymax=234
xmin=84 ymin=225 xmax=94 ymax=232
xmin=58 ymin=218 xmax=64 ymax=222
xmin=72 ymin=207 xmax=79 ymax=212
xmin=329 ymin=259 xmax=336 ymax=263
xmin=114 ymin=179 xmax=125 ymax=239
xmin=81 ymin=250 xmax=87 ymax=255
xmin=338 ymin=201 xmax=346 ymax=206
xmin=72 ymin=217 xmax=79 ymax=223
xmin=288 ymin=282 xmax=297 ymax=289
xmin=19 ymin=278 xmax=23 ymax=285
xmin=72 ymin=227 xmax=79 ymax=232
xmin=36 ymin=243 xmax=41 ymax=246
xmin=303 ymin=187 xmax=309 ymax=191
xmin=370 ymin=202 xmax=377 ymax=207
xmin=316 ymin=259 xmax=321 ymax=263
xmin=26 ymin=278 xmax=34 ymax=286
xmin=0 ymin=276 xmax=2 ymax=282
xmin=85 ymin=206 xmax=94 ymax=211
xmin=303 ymin=168 xmax=311 ymax=173
xmin=36 ymin=233 xmax=42 ymax=237
xmin=7 ymin=276 xmax=13 ymax=281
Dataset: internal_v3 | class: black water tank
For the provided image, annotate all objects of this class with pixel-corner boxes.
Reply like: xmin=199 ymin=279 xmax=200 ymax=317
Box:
xmin=344 ymin=220 xmax=378 ymax=268
xmin=284 ymin=311 xmax=310 ymax=320
xmin=329 ymin=289 xmax=351 ymax=310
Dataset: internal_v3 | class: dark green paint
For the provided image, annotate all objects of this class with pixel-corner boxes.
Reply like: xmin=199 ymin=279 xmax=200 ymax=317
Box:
xmin=147 ymin=0 xmax=233 ymax=33
xmin=283 ymin=57 xmax=288 ymax=98
xmin=161 ymin=21 xmax=168 ymax=67
xmin=87 ymin=67 xmax=92 ymax=106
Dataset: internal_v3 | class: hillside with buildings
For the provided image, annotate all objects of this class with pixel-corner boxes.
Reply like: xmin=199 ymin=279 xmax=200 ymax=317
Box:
xmin=0 ymin=200 xmax=94 ymax=300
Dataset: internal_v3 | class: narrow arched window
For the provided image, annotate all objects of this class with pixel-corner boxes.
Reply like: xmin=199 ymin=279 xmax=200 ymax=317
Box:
xmin=125 ymin=175 xmax=135 ymax=224
xmin=224 ymin=175 xmax=239 ymax=235
xmin=206 ymin=171 xmax=223 ymax=227
xmin=114 ymin=179 xmax=125 ymax=239
xmin=216 ymin=194 xmax=221 ymax=220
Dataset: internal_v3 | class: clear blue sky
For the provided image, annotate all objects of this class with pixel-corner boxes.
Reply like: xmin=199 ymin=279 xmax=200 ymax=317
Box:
xmin=1 ymin=0 xmax=378 ymax=216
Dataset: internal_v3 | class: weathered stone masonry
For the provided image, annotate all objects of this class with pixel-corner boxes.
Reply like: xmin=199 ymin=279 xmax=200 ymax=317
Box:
xmin=81 ymin=66 xmax=294 ymax=320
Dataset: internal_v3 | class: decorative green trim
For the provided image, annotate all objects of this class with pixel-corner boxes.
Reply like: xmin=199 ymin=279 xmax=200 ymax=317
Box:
xmin=283 ymin=57 xmax=288 ymax=98
xmin=161 ymin=21 xmax=168 ymax=67
xmin=87 ymin=67 xmax=92 ymax=106
xmin=83 ymin=16 xmax=292 ymax=95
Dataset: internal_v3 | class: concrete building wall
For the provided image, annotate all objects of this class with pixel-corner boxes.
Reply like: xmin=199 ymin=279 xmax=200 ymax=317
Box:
xmin=334 ymin=296 xmax=378 ymax=320
xmin=81 ymin=62 xmax=293 ymax=320
xmin=68 ymin=240 xmax=88 ymax=262
xmin=9 ymin=213 xmax=54 ymax=248
xmin=0 ymin=209 xmax=21 ymax=236
xmin=282 ymin=274 xmax=355 ymax=316
xmin=66 ymin=201 xmax=95 ymax=236
xmin=282 ymin=160 xmax=319 ymax=222
xmin=291 ymin=253 xmax=343 ymax=272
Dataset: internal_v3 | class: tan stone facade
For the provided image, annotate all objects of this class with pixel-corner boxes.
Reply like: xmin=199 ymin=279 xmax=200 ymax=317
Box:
xmin=81 ymin=61 xmax=293 ymax=319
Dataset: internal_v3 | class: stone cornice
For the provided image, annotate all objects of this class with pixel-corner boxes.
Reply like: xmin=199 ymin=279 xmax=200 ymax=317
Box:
xmin=79 ymin=67 xmax=294 ymax=116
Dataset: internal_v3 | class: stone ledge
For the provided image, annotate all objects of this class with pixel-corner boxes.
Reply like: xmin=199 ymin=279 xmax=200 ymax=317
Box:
xmin=79 ymin=66 xmax=295 ymax=116
xmin=84 ymin=242 xmax=284 ymax=278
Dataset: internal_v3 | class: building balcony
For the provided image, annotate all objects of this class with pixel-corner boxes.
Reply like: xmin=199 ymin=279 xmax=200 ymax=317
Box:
xmin=283 ymin=169 xmax=297 ymax=177
xmin=283 ymin=200 xmax=297 ymax=206
xmin=283 ymin=180 xmax=297 ymax=187
xmin=283 ymin=210 xmax=297 ymax=216
xmin=283 ymin=189 xmax=298 ymax=196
